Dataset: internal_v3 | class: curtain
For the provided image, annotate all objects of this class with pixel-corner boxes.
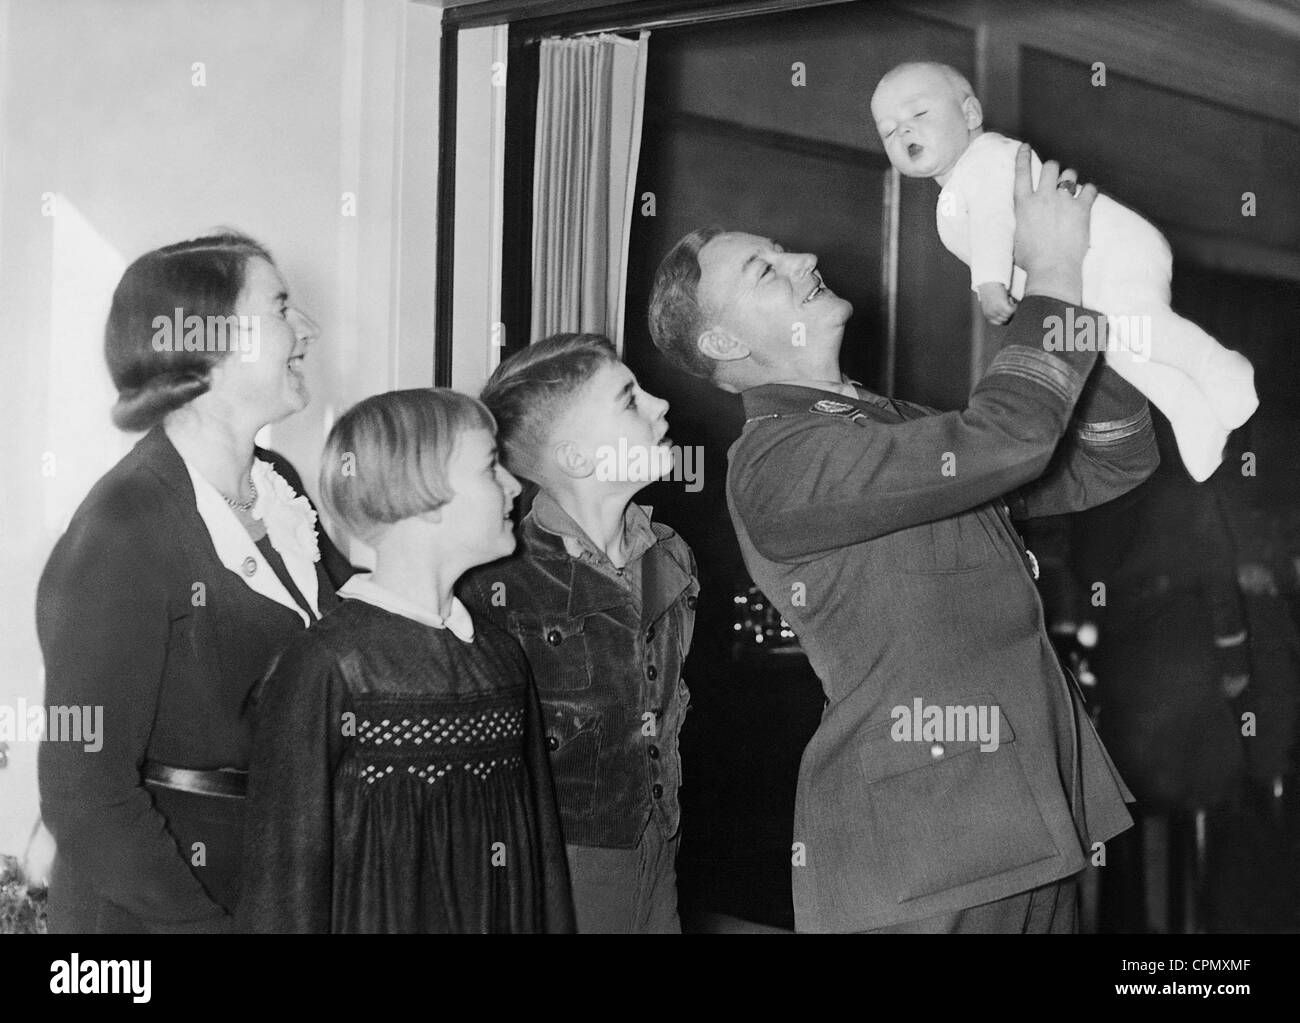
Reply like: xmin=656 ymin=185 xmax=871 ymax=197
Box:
xmin=531 ymin=32 xmax=649 ymax=352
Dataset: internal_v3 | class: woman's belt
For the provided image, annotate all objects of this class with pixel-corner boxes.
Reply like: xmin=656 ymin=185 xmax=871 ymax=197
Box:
xmin=142 ymin=760 xmax=248 ymax=799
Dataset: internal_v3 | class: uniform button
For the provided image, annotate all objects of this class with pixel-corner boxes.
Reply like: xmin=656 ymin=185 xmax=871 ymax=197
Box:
xmin=546 ymin=736 xmax=560 ymax=752
xmin=686 ymin=595 xmax=697 ymax=610
xmin=930 ymin=743 xmax=945 ymax=759
xmin=648 ymin=745 xmax=660 ymax=760
xmin=646 ymin=625 xmax=655 ymax=643
xmin=646 ymin=665 xmax=658 ymax=680
xmin=652 ymin=783 xmax=664 ymax=798
xmin=546 ymin=629 xmax=563 ymax=646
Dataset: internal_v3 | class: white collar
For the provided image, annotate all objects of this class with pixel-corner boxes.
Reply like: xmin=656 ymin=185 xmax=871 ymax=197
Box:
xmin=181 ymin=456 xmax=321 ymax=627
xmin=338 ymin=575 xmax=475 ymax=643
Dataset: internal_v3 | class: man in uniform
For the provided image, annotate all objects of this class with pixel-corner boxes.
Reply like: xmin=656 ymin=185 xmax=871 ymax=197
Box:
xmin=648 ymin=147 xmax=1156 ymax=932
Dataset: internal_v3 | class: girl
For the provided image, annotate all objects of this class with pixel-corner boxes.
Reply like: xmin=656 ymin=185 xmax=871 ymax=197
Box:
xmin=236 ymin=389 xmax=573 ymax=932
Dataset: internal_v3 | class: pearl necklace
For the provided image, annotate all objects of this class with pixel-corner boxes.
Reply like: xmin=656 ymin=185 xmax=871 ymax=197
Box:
xmin=223 ymin=474 xmax=258 ymax=513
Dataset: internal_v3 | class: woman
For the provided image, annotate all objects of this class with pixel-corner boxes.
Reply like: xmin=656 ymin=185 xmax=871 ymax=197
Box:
xmin=36 ymin=232 xmax=353 ymax=932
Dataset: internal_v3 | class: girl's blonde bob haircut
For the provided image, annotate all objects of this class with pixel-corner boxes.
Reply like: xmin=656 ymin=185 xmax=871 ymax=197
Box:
xmin=319 ymin=388 xmax=495 ymax=543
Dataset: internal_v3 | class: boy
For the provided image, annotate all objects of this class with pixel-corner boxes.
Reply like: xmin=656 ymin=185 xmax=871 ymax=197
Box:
xmin=870 ymin=60 xmax=1257 ymax=482
xmin=460 ymin=334 xmax=699 ymax=933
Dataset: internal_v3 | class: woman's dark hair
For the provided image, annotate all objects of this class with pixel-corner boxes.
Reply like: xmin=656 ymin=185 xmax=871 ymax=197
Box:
xmin=106 ymin=231 xmax=273 ymax=431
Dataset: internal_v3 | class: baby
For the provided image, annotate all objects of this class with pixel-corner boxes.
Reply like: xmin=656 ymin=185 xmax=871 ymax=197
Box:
xmin=870 ymin=61 xmax=1257 ymax=482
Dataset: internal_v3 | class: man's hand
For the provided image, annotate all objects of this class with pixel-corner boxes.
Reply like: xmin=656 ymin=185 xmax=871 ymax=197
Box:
xmin=1013 ymin=143 xmax=1096 ymax=305
xmin=977 ymin=282 xmax=1018 ymax=325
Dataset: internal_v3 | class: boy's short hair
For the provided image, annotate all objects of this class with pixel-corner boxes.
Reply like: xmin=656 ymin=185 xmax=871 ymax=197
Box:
xmin=648 ymin=226 xmax=725 ymax=381
xmin=319 ymin=387 xmax=494 ymax=543
xmin=479 ymin=333 xmax=619 ymax=483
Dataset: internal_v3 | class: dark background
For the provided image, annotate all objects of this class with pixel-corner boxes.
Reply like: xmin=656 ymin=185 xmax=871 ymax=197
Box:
xmin=481 ymin=0 xmax=1300 ymax=931
xmin=616 ymin=1 xmax=1300 ymax=931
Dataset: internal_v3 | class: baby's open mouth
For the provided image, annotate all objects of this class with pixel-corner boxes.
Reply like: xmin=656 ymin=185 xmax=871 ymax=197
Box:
xmin=907 ymin=142 xmax=923 ymax=159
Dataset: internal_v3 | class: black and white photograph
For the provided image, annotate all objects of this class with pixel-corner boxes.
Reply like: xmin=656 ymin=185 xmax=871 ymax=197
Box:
xmin=1 ymin=0 xmax=1298 ymax=998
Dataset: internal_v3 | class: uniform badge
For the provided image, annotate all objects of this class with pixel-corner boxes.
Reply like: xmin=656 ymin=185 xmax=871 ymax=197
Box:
xmin=811 ymin=399 xmax=855 ymax=415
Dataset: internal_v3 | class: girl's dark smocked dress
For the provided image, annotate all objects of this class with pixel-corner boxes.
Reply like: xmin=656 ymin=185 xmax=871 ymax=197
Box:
xmin=236 ymin=588 xmax=573 ymax=933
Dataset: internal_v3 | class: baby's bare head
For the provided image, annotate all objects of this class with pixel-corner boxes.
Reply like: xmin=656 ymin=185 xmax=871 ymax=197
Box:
xmin=870 ymin=62 xmax=983 ymax=182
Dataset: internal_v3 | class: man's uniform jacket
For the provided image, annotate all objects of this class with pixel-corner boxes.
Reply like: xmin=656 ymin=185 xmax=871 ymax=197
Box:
xmin=727 ymin=295 xmax=1158 ymax=931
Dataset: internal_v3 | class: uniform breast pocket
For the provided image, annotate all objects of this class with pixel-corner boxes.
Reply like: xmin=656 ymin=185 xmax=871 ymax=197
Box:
xmin=857 ymin=696 xmax=1058 ymax=903
xmin=892 ymin=506 xmax=1003 ymax=575
xmin=507 ymin=612 xmax=593 ymax=692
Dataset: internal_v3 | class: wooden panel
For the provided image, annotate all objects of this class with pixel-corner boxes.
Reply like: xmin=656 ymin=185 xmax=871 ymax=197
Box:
xmin=1020 ymin=47 xmax=1300 ymax=254
xmin=632 ymin=2 xmax=978 ymax=410
xmin=894 ymin=174 xmax=974 ymax=410
xmin=900 ymin=0 xmax=1300 ymax=130
xmin=647 ymin=3 xmax=973 ymax=154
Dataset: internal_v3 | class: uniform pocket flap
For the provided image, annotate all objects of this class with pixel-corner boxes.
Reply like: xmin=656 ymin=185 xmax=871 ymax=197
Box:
xmin=859 ymin=695 xmax=1016 ymax=784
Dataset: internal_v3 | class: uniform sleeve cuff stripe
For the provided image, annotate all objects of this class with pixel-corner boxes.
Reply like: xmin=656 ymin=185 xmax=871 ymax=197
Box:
xmin=987 ymin=345 xmax=1082 ymax=405
xmin=1076 ymin=405 xmax=1152 ymax=446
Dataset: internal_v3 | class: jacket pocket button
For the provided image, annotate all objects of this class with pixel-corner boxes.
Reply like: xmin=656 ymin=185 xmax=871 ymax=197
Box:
xmin=546 ymin=736 xmax=560 ymax=752
xmin=686 ymin=595 xmax=697 ymax=610
xmin=652 ymin=783 xmax=664 ymax=798
xmin=646 ymin=665 xmax=658 ymax=680
xmin=546 ymin=629 xmax=563 ymax=646
xmin=648 ymin=745 xmax=660 ymax=760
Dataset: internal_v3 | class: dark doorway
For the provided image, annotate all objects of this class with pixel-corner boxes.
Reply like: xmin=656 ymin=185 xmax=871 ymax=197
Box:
xmin=620 ymin=2 xmax=976 ymax=930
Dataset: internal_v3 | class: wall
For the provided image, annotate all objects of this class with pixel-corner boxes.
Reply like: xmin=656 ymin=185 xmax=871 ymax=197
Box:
xmin=0 ymin=0 xmax=444 ymax=857
xmin=450 ymin=23 xmax=509 ymax=394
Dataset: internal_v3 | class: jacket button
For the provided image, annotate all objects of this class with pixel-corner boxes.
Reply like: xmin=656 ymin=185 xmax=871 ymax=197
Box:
xmin=546 ymin=736 xmax=560 ymax=752
xmin=546 ymin=629 xmax=563 ymax=646
xmin=686 ymin=595 xmax=697 ymax=610
xmin=648 ymin=745 xmax=660 ymax=760
xmin=646 ymin=665 xmax=658 ymax=680
xmin=652 ymin=783 xmax=664 ymax=798
xmin=646 ymin=625 xmax=655 ymax=643
xmin=930 ymin=743 xmax=945 ymax=759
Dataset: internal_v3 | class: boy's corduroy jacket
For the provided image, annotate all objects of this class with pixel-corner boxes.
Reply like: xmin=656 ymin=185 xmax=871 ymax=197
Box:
xmin=461 ymin=493 xmax=698 ymax=848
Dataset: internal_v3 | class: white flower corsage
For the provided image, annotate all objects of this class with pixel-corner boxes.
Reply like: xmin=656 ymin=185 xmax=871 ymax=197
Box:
xmin=251 ymin=459 xmax=322 ymax=565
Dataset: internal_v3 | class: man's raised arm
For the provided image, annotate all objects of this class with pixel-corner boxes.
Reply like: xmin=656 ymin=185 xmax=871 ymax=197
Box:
xmin=733 ymin=149 xmax=1137 ymax=561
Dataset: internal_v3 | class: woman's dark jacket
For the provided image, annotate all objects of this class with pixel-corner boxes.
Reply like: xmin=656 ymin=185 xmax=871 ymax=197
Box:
xmin=36 ymin=425 xmax=352 ymax=933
